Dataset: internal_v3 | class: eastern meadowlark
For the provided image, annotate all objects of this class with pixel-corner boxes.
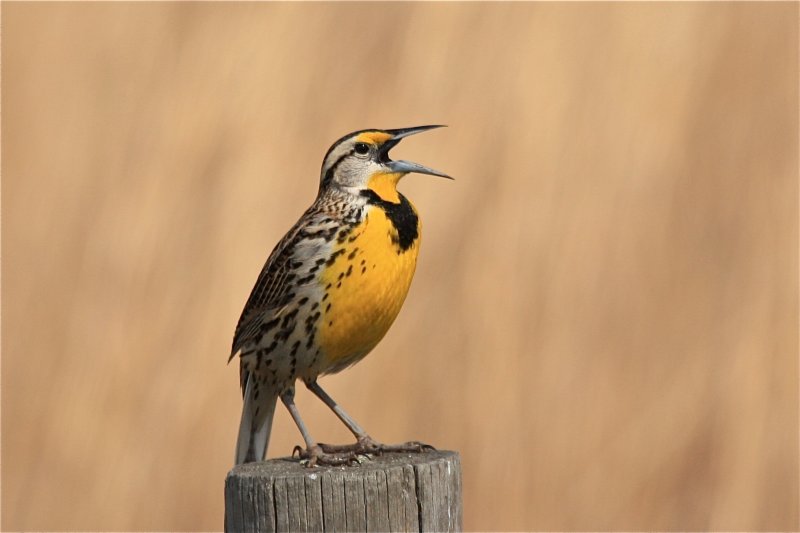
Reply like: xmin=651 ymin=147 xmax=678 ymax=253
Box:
xmin=231 ymin=125 xmax=450 ymax=466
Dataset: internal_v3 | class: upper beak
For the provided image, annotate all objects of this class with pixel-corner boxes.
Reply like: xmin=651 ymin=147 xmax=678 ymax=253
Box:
xmin=380 ymin=125 xmax=452 ymax=179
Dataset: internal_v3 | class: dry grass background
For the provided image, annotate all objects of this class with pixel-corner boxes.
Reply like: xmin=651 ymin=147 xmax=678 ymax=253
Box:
xmin=2 ymin=2 xmax=797 ymax=531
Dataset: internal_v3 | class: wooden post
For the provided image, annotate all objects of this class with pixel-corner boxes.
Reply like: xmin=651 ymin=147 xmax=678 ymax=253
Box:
xmin=225 ymin=450 xmax=462 ymax=532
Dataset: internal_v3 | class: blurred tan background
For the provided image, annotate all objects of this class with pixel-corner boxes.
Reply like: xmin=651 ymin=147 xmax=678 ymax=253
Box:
xmin=3 ymin=2 xmax=797 ymax=531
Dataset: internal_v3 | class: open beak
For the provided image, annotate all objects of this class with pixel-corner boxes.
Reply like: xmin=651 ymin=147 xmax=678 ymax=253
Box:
xmin=380 ymin=125 xmax=452 ymax=179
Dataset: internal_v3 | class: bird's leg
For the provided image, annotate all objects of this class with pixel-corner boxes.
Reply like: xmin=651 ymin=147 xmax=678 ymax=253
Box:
xmin=305 ymin=380 xmax=369 ymax=439
xmin=305 ymin=380 xmax=436 ymax=455
xmin=280 ymin=388 xmax=357 ymax=467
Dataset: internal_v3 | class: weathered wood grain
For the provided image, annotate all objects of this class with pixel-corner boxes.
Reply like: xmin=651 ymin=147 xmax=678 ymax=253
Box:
xmin=225 ymin=450 xmax=461 ymax=532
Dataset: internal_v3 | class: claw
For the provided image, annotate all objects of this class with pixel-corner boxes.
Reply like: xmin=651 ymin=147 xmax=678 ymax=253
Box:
xmin=398 ymin=441 xmax=436 ymax=452
xmin=292 ymin=438 xmax=434 ymax=467
xmin=292 ymin=444 xmax=363 ymax=468
xmin=312 ymin=437 xmax=435 ymax=457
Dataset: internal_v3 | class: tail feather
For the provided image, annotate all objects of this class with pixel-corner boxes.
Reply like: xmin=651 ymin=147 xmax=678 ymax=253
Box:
xmin=235 ymin=373 xmax=278 ymax=465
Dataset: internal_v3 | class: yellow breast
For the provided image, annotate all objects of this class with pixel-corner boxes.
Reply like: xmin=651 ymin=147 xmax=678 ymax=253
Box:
xmin=318 ymin=204 xmax=420 ymax=372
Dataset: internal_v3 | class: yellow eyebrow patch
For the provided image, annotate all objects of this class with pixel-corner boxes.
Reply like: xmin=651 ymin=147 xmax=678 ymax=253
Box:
xmin=356 ymin=131 xmax=393 ymax=145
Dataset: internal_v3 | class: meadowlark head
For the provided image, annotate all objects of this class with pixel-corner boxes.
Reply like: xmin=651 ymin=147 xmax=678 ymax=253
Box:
xmin=319 ymin=125 xmax=451 ymax=202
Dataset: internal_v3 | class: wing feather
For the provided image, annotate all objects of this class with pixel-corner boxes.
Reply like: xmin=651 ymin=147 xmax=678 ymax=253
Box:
xmin=230 ymin=204 xmax=338 ymax=358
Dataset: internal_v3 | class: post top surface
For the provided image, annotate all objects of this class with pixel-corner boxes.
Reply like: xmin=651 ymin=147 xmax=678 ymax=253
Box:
xmin=227 ymin=450 xmax=459 ymax=479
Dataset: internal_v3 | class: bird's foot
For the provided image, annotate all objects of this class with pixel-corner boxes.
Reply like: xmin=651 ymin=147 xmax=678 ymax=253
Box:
xmin=292 ymin=444 xmax=365 ymax=468
xmin=318 ymin=436 xmax=436 ymax=456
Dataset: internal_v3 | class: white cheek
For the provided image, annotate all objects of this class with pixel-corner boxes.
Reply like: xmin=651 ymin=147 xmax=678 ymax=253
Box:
xmin=339 ymin=159 xmax=377 ymax=188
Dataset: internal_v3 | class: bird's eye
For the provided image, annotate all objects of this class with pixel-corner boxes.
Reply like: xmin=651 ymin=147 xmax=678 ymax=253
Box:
xmin=354 ymin=143 xmax=370 ymax=155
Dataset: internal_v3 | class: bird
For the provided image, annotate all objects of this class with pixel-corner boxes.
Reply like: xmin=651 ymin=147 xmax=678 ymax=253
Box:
xmin=231 ymin=125 xmax=450 ymax=466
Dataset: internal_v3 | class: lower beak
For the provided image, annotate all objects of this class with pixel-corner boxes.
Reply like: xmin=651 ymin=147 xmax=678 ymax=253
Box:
xmin=388 ymin=159 xmax=452 ymax=179
xmin=380 ymin=125 xmax=452 ymax=179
